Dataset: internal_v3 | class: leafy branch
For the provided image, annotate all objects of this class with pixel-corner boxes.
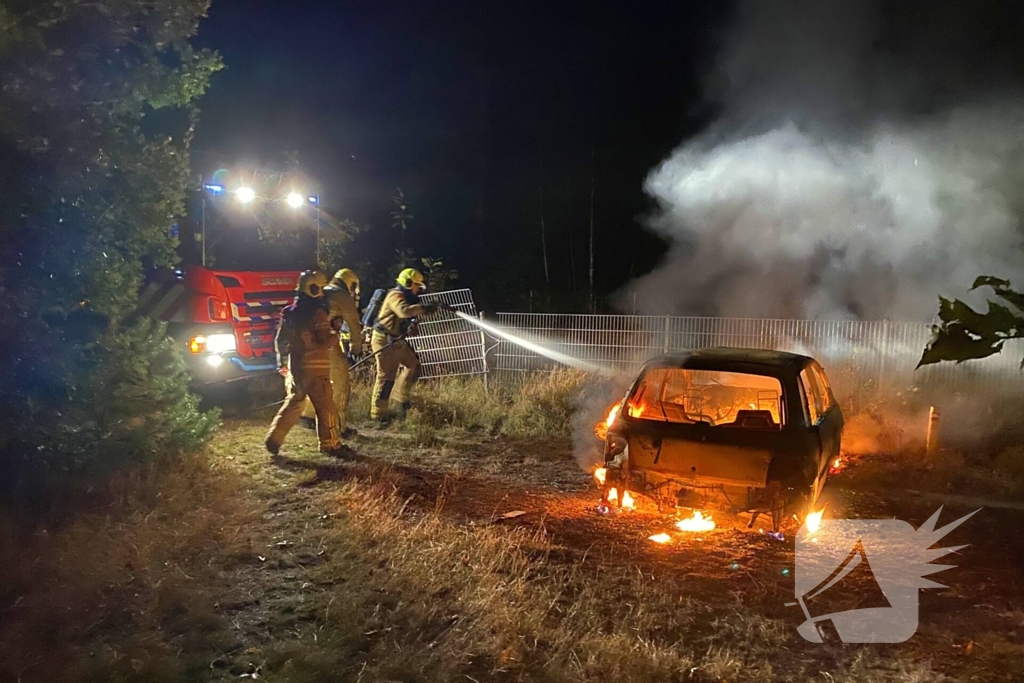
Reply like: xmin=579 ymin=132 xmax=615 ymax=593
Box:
xmin=919 ymin=276 xmax=1024 ymax=369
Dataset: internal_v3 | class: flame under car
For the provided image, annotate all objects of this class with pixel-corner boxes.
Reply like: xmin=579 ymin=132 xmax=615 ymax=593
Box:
xmin=599 ymin=349 xmax=842 ymax=531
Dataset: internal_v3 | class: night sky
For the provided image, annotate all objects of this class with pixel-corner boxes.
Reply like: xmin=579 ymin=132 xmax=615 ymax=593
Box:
xmin=192 ymin=1 xmax=732 ymax=310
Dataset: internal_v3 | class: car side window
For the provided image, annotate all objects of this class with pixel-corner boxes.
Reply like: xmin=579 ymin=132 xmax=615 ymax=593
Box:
xmin=799 ymin=368 xmax=824 ymax=425
xmin=810 ymin=363 xmax=834 ymax=414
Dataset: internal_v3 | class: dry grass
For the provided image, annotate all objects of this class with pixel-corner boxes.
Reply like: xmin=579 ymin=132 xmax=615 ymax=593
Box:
xmin=256 ymin=475 xmax=940 ymax=683
xmin=0 ymin=451 xmax=259 ymax=683
xmin=348 ymin=370 xmax=591 ymax=439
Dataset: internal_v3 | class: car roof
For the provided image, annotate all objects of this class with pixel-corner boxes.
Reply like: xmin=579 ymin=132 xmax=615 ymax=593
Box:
xmin=643 ymin=347 xmax=815 ymax=373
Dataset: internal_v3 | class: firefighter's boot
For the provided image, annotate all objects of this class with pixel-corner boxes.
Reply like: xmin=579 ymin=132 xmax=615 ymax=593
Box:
xmin=371 ymin=376 xmax=395 ymax=423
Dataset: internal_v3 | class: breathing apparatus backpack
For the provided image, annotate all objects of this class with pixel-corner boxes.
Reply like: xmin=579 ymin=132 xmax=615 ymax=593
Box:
xmin=360 ymin=288 xmax=387 ymax=330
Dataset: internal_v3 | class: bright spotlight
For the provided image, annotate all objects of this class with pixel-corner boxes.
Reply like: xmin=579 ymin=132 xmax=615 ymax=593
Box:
xmin=286 ymin=192 xmax=304 ymax=208
xmin=235 ymin=186 xmax=256 ymax=203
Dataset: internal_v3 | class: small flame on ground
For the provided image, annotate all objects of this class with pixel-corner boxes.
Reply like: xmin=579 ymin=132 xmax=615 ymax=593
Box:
xmin=607 ymin=487 xmax=618 ymax=504
xmin=648 ymin=533 xmax=672 ymax=544
xmin=621 ymin=490 xmax=635 ymax=510
xmin=829 ymin=456 xmax=846 ymax=475
xmin=676 ymin=510 xmax=716 ymax=532
xmin=593 ymin=467 xmax=607 ymax=486
xmin=805 ymin=505 xmax=827 ymax=534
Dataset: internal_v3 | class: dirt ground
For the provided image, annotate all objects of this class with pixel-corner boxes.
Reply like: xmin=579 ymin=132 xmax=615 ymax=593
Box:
xmin=197 ymin=416 xmax=1024 ymax=682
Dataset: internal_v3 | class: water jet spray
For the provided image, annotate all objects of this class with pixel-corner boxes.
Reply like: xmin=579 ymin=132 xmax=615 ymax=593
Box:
xmin=451 ymin=310 xmax=612 ymax=375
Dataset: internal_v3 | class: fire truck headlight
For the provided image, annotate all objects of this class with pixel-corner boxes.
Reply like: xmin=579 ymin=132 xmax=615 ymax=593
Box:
xmin=236 ymin=186 xmax=255 ymax=203
xmin=189 ymin=333 xmax=236 ymax=354
xmin=205 ymin=333 xmax=237 ymax=354
xmin=286 ymin=192 xmax=304 ymax=208
xmin=206 ymin=355 xmax=225 ymax=368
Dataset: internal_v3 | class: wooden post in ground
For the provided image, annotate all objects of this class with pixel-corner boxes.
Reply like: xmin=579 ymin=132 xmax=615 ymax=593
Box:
xmin=925 ymin=406 xmax=940 ymax=455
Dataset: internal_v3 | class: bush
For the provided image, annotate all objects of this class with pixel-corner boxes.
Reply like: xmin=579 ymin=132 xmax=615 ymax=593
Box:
xmin=0 ymin=318 xmax=219 ymax=510
xmin=0 ymin=2 xmax=222 ymax=510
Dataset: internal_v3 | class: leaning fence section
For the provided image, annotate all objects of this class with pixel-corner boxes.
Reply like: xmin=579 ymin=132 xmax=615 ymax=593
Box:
xmin=492 ymin=312 xmax=1023 ymax=398
xmin=409 ymin=289 xmax=487 ymax=379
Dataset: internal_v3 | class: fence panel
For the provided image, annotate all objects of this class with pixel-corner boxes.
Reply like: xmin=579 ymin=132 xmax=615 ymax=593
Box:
xmin=408 ymin=289 xmax=486 ymax=379
xmin=493 ymin=312 xmax=1023 ymax=399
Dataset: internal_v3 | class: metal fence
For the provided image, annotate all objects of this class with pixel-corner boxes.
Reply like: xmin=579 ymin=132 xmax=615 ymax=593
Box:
xmin=491 ymin=313 xmax=1023 ymax=398
xmin=408 ymin=289 xmax=487 ymax=379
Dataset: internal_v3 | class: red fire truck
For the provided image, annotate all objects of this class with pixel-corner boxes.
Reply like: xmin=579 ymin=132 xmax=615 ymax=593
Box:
xmin=135 ymin=266 xmax=298 ymax=385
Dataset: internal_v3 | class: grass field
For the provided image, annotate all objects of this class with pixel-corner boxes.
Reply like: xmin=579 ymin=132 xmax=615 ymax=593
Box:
xmin=1 ymin=374 xmax=1022 ymax=682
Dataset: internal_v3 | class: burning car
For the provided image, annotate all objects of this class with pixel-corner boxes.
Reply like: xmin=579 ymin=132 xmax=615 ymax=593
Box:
xmin=597 ymin=348 xmax=842 ymax=531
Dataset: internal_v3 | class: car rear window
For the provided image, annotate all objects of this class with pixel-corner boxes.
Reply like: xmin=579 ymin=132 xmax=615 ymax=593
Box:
xmin=626 ymin=368 xmax=785 ymax=429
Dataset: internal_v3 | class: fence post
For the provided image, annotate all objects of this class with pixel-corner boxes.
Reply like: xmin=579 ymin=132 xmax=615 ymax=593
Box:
xmin=663 ymin=314 xmax=671 ymax=353
xmin=479 ymin=311 xmax=489 ymax=394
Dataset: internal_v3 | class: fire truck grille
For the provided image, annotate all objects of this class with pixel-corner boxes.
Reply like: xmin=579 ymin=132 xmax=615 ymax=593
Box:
xmin=232 ymin=299 xmax=291 ymax=323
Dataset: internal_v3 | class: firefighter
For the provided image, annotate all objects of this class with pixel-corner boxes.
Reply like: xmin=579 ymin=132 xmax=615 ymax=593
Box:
xmin=265 ymin=270 xmax=349 ymax=457
xmin=299 ymin=268 xmax=363 ymax=436
xmin=370 ymin=268 xmax=441 ymax=422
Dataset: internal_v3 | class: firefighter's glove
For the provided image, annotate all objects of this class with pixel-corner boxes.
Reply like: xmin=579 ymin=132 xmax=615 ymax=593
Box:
xmin=422 ymin=301 xmax=440 ymax=314
xmin=345 ymin=352 xmax=360 ymax=367
xmin=278 ymin=365 xmax=290 ymax=378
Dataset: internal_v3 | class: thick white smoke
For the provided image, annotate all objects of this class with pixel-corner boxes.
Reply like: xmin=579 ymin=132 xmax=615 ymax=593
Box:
xmin=630 ymin=2 xmax=1024 ymax=322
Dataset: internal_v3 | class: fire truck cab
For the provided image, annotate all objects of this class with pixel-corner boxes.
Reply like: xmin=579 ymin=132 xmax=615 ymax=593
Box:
xmin=135 ymin=266 xmax=297 ymax=385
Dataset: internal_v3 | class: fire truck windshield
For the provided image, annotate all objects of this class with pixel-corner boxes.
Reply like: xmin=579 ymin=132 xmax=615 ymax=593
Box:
xmin=204 ymin=227 xmax=317 ymax=272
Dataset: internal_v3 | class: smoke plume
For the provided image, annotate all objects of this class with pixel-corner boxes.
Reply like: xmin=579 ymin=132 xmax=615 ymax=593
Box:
xmin=630 ymin=1 xmax=1024 ymax=321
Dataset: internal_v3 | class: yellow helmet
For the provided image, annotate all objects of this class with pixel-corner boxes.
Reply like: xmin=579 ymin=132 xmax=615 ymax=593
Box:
xmin=333 ymin=268 xmax=360 ymax=296
xmin=297 ymin=270 xmax=329 ymax=298
xmin=396 ymin=267 xmax=426 ymax=290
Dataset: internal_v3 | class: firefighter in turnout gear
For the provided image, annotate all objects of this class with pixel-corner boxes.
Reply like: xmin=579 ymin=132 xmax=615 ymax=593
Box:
xmin=299 ymin=268 xmax=363 ymax=436
xmin=266 ymin=270 xmax=348 ymax=457
xmin=334 ymin=268 xmax=362 ymax=356
xmin=370 ymin=268 xmax=440 ymax=421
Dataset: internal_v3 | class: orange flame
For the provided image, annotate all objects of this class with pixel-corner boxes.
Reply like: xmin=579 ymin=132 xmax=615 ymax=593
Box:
xmin=627 ymin=402 xmax=645 ymax=418
xmin=605 ymin=403 xmax=620 ymax=429
xmin=593 ymin=467 xmax=607 ymax=486
xmin=675 ymin=510 xmax=716 ymax=532
xmin=648 ymin=532 xmax=672 ymax=544
xmin=621 ymin=490 xmax=635 ymax=510
xmin=829 ymin=456 xmax=846 ymax=475
xmin=607 ymin=487 xmax=618 ymax=504
xmin=594 ymin=403 xmax=621 ymax=441
xmin=804 ymin=505 xmax=827 ymax=534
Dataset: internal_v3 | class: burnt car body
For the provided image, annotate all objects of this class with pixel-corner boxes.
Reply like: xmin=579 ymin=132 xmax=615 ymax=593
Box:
xmin=600 ymin=348 xmax=842 ymax=529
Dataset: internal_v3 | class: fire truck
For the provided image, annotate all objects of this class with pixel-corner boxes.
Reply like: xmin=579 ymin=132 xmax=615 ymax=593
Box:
xmin=135 ymin=265 xmax=298 ymax=385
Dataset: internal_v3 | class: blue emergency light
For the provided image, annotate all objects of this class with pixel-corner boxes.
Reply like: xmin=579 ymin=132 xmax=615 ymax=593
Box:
xmin=204 ymin=184 xmax=225 ymax=194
